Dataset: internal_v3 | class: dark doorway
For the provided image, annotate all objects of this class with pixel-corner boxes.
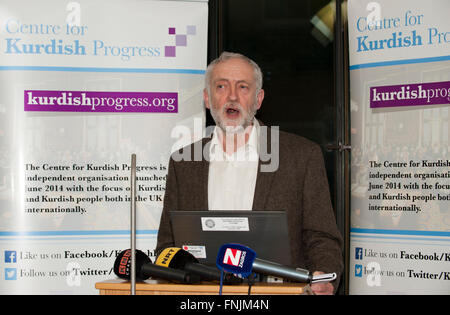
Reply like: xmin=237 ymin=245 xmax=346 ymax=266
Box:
xmin=207 ymin=0 xmax=350 ymax=294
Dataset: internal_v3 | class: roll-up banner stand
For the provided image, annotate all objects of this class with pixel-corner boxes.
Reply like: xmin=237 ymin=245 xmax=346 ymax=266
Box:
xmin=348 ymin=0 xmax=450 ymax=294
xmin=0 ymin=0 xmax=208 ymax=294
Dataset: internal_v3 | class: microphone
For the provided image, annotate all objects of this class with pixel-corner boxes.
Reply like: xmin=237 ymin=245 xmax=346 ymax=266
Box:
xmin=155 ymin=247 xmax=240 ymax=283
xmin=113 ymin=249 xmax=200 ymax=284
xmin=216 ymin=244 xmax=256 ymax=279
xmin=217 ymin=243 xmax=321 ymax=283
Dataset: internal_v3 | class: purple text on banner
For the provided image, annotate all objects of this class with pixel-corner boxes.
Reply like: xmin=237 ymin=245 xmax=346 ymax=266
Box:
xmin=370 ymin=81 xmax=450 ymax=109
xmin=24 ymin=90 xmax=178 ymax=113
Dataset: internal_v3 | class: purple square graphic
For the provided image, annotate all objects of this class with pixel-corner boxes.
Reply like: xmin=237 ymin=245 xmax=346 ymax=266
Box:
xmin=168 ymin=27 xmax=175 ymax=35
xmin=175 ymin=34 xmax=187 ymax=46
xmin=187 ymin=25 xmax=196 ymax=35
xmin=165 ymin=46 xmax=176 ymax=57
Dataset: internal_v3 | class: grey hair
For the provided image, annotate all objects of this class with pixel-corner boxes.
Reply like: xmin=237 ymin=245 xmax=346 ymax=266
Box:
xmin=204 ymin=51 xmax=263 ymax=96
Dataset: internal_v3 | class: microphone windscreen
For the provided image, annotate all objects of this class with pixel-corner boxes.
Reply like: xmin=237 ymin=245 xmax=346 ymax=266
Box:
xmin=216 ymin=243 xmax=256 ymax=278
xmin=155 ymin=247 xmax=198 ymax=269
xmin=113 ymin=249 xmax=152 ymax=280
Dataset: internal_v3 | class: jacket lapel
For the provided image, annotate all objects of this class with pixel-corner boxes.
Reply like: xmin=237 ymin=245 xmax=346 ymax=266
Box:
xmin=252 ymin=161 xmax=275 ymax=210
xmin=252 ymin=122 xmax=276 ymax=210
xmin=200 ymin=137 xmax=211 ymax=210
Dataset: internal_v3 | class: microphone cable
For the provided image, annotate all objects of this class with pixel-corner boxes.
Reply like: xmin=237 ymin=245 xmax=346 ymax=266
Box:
xmin=219 ymin=269 xmax=224 ymax=295
xmin=247 ymin=273 xmax=255 ymax=295
xmin=218 ymin=271 xmax=255 ymax=295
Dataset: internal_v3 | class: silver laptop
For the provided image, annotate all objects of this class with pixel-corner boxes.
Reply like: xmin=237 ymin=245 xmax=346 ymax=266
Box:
xmin=170 ymin=210 xmax=292 ymax=266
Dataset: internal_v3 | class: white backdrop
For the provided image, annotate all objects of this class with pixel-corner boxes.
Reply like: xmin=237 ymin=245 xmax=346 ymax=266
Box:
xmin=348 ymin=0 xmax=450 ymax=294
xmin=0 ymin=0 xmax=208 ymax=294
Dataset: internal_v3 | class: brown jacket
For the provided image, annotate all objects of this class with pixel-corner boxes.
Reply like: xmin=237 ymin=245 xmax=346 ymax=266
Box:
xmin=156 ymin=126 xmax=343 ymax=289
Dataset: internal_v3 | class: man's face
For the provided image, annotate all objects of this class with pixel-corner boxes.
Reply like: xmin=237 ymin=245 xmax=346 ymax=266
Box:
xmin=204 ymin=58 xmax=264 ymax=132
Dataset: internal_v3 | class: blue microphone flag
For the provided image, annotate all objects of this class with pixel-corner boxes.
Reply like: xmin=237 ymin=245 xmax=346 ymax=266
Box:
xmin=216 ymin=243 xmax=256 ymax=278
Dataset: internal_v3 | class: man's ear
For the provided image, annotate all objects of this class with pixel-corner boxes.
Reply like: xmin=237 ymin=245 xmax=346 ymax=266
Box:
xmin=256 ymin=89 xmax=264 ymax=110
xmin=203 ymin=88 xmax=210 ymax=109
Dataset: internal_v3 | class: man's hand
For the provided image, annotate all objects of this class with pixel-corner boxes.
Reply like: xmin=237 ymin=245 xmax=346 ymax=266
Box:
xmin=310 ymin=271 xmax=335 ymax=295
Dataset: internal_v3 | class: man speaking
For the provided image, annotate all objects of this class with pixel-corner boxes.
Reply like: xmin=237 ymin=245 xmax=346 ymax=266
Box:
xmin=156 ymin=52 xmax=343 ymax=295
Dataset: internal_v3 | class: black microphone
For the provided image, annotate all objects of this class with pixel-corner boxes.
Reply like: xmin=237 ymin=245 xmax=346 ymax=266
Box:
xmin=113 ymin=249 xmax=200 ymax=284
xmin=155 ymin=247 xmax=241 ymax=283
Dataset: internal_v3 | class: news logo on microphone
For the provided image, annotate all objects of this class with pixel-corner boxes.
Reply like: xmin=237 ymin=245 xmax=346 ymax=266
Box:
xmin=222 ymin=248 xmax=246 ymax=267
xmin=118 ymin=249 xmax=132 ymax=276
xmin=216 ymin=243 xmax=256 ymax=278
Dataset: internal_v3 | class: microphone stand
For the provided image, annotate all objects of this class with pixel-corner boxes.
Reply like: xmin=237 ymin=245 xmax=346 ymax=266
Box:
xmin=130 ymin=154 xmax=137 ymax=295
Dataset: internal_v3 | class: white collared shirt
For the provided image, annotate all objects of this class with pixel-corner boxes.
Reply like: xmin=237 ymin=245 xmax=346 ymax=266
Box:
xmin=208 ymin=119 xmax=260 ymax=210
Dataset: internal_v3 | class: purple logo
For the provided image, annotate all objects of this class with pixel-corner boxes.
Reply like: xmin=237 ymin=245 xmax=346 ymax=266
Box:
xmin=24 ymin=90 xmax=178 ymax=113
xmin=370 ymin=81 xmax=450 ymax=108
xmin=165 ymin=25 xmax=196 ymax=57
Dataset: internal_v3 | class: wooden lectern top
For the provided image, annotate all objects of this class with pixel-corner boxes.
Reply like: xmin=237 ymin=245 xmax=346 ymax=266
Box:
xmin=95 ymin=279 xmax=309 ymax=295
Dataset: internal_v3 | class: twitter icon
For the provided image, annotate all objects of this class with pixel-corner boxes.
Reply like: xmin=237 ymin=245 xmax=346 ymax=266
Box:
xmin=5 ymin=268 xmax=17 ymax=280
xmin=355 ymin=264 xmax=363 ymax=278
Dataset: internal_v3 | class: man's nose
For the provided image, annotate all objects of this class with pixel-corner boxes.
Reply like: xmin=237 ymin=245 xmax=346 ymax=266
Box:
xmin=227 ymin=85 xmax=238 ymax=101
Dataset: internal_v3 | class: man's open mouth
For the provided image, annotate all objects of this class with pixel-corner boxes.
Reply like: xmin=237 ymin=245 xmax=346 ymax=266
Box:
xmin=225 ymin=107 xmax=240 ymax=117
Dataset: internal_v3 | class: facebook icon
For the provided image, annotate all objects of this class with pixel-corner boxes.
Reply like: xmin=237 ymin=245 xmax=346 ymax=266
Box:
xmin=355 ymin=247 xmax=362 ymax=260
xmin=4 ymin=251 xmax=17 ymax=263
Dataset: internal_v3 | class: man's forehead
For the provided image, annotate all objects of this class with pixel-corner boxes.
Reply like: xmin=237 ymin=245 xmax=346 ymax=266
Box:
xmin=211 ymin=58 xmax=255 ymax=83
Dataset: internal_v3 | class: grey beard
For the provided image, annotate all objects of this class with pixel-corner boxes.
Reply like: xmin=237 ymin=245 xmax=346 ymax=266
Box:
xmin=211 ymin=102 xmax=257 ymax=134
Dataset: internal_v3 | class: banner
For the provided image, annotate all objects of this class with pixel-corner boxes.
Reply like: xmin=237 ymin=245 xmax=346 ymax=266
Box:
xmin=0 ymin=0 xmax=208 ymax=294
xmin=348 ymin=0 xmax=450 ymax=294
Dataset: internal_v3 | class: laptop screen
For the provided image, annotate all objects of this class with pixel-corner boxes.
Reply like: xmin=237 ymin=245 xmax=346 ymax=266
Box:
xmin=169 ymin=210 xmax=292 ymax=266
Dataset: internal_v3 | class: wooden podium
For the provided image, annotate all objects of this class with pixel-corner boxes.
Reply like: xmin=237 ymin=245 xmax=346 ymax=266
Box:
xmin=95 ymin=279 xmax=310 ymax=295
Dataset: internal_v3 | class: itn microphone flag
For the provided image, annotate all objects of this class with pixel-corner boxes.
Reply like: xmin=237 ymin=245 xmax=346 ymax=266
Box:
xmin=216 ymin=243 xmax=256 ymax=278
